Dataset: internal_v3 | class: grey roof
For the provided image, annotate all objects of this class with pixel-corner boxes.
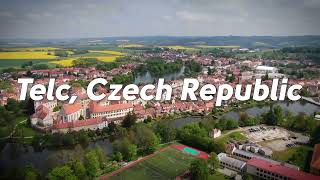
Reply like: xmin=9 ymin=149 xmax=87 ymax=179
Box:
xmin=218 ymin=153 xmax=246 ymax=169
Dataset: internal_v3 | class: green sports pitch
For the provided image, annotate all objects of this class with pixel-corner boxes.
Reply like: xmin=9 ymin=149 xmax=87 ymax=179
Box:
xmin=108 ymin=147 xmax=197 ymax=180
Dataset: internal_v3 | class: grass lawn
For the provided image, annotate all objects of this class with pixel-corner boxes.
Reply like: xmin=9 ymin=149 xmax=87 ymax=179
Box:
xmin=272 ymin=145 xmax=313 ymax=170
xmin=108 ymin=147 xmax=196 ymax=180
xmin=13 ymin=119 xmax=39 ymax=137
xmin=215 ymin=131 xmax=247 ymax=145
xmin=209 ymin=172 xmax=230 ymax=180
xmin=0 ymin=125 xmax=14 ymax=138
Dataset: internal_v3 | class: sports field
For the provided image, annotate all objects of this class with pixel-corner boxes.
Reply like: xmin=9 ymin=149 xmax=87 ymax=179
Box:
xmin=104 ymin=145 xmax=208 ymax=180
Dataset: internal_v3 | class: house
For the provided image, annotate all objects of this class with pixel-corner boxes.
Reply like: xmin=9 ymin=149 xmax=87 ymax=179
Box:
xmin=209 ymin=128 xmax=221 ymax=138
xmin=34 ymin=98 xmax=57 ymax=112
xmin=31 ymin=105 xmax=53 ymax=127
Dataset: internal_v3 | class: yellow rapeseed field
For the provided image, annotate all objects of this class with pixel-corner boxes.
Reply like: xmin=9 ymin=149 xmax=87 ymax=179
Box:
xmin=89 ymin=50 xmax=126 ymax=56
xmin=0 ymin=51 xmax=58 ymax=59
xmin=160 ymin=45 xmax=196 ymax=50
xmin=51 ymin=58 xmax=75 ymax=67
xmin=118 ymin=44 xmax=145 ymax=48
xmin=95 ymin=56 xmax=120 ymax=62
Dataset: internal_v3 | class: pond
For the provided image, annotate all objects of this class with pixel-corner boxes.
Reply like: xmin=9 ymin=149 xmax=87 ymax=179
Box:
xmin=134 ymin=65 xmax=185 ymax=84
xmin=0 ymin=101 xmax=318 ymax=175
xmin=223 ymin=101 xmax=319 ymax=121
xmin=170 ymin=101 xmax=319 ymax=128
xmin=0 ymin=139 xmax=112 ymax=175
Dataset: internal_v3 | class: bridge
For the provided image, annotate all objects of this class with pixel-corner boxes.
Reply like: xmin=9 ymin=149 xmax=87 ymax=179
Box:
xmin=301 ymin=96 xmax=320 ymax=106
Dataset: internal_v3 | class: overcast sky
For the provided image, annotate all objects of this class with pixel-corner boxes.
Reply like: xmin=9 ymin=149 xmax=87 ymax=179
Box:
xmin=1 ymin=0 xmax=320 ymax=39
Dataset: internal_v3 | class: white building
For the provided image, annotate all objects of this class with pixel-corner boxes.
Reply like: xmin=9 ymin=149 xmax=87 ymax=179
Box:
xmin=89 ymin=102 xmax=133 ymax=119
xmin=255 ymin=66 xmax=278 ymax=74
xmin=34 ymin=98 xmax=57 ymax=112
xmin=209 ymin=128 xmax=221 ymax=138
xmin=217 ymin=153 xmax=246 ymax=173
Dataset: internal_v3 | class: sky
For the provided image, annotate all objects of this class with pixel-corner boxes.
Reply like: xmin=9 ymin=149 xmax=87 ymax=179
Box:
xmin=0 ymin=0 xmax=320 ymax=39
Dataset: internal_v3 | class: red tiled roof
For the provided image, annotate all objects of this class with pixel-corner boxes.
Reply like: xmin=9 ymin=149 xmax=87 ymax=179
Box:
xmin=62 ymin=103 xmax=82 ymax=115
xmin=89 ymin=102 xmax=133 ymax=113
xmin=53 ymin=117 xmax=103 ymax=129
xmin=311 ymin=144 xmax=320 ymax=170
xmin=32 ymin=105 xmax=49 ymax=120
xmin=247 ymin=158 xmax=319 ymax=180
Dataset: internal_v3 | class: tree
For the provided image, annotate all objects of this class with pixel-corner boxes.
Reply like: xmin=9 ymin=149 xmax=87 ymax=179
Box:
xmin=53 ymin=106 xmax=60 ymax=112
xmin=208 ymin=152 xmax=219 ymax=173
xmin=273 ymin=105 xmax=284 ymax=125
xmin=113 ymin=152 xmax=123 ymax=162
xmin=190 ymin=159 xmax=209 ymax=180
xmin=226 ymin=118 xmax=238 ymax=130
xmin=84 ymin=150 xmax=100 ymax=177
xmin=112 ymin=138 xmax=137 ymax=161
xmin=47 ymin=166 xmax=77 ymax=180
xmin=133 ymin=125 xmax=160 ymax=154
xmin=78 ymin=130 xmax=89 ymax=147
xmin=107 ymin=121 xmax=117 ymax=135
xmin=311 ymin=125 xmax=320 ymax=145
xmin=95 ymin=146 xmax=108 ymax=169
xmin=155 ymin=122 xmax=176 ymax=143
xmin=68 ymin=160 xmax=87 ymax=180
xmin=24 ymin=165 xmax=40 ymax=180
xmin=122 ymin=112 xmax=137 ymax=128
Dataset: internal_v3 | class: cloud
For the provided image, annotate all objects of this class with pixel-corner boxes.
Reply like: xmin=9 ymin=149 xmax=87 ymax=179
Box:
xmin=176 ymin=11 xmax=213 ymax=23
xmin=0 ymin=0 xmax=319 ymax=38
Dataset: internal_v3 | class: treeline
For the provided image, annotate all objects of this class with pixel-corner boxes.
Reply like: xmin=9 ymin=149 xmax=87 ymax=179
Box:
xmin=137 ymin=58 xmax=183 ymax=76
xmin=184 ymin=61 xmax=202 ymax=77
xmin=238 ymin=104 xmax=320 ymax=145
xmin=0 ymin=99 xmax=33 ymax=128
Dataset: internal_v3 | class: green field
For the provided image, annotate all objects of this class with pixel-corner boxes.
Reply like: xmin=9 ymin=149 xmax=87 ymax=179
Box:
xmin=109 ymin=147 xmax=196 ymax=180
xmin=0 ymin=59 xmax=52 ymax=68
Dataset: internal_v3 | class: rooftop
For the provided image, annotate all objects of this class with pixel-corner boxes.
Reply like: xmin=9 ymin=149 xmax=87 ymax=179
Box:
xmin=247 ymin=158 xmax=319 ymax=180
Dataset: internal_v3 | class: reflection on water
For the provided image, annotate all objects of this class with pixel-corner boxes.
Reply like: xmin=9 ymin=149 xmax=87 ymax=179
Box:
xmin=0 ymin=101 xmax=318 ymax=174
xmin=223 ymin=101 xmax=319 ymax=120
xmin=0 ymin=139 xmax=112 ymax=175
xmin=134 ymin=66 xmax=185 ymax=84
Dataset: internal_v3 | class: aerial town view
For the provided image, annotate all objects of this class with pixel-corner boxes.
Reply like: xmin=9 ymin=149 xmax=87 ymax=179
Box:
xmin=0 ymin=0 xmax=320 ymax=180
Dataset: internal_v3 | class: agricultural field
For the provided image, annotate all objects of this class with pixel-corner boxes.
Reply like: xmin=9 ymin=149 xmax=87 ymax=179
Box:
xmin=50 ymin=58 xmax=76 ymax=67
xmin=196 ymin=45 xmax=240 ymax=49
xmin=0 ymin=47 xmax=59 ymax=51
xmin=0 ymin=47 xmax=126 ymax=68
xmin=107 ymin=146 xmax=198 ymax=180
xmin=160 ymin=45 xmax=196 ymax=51
xmin=89 ymin=50 xmax=126 ymax=56
xmin=118 ymin=44 xmax=145 ymax=48
xmin=0 ymin=52 xmax=57 ymax=59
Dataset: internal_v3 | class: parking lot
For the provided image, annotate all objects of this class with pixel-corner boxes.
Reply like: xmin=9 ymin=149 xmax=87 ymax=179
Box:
xmin=243 ymin=125 xmax=310 ymax=151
